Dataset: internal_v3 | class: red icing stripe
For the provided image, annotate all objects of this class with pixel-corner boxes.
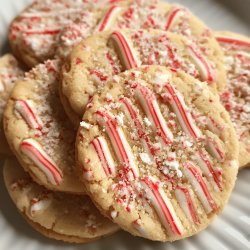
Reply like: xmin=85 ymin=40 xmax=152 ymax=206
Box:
xmin=120 ymin=97 xmax=154 ymax=153
xmin=91 ymin=137 xmax=113 ymax=176
xmin=137 ymin=84 xmax=173 ymax=145
xmin=188 ymin=44 xmax=214 ymax=82
xmin=21 ymin=140 xmax=63 ymax=185
xmin=176 ymin=186 xmax=200 ymax=224
xmin=23 ymin=29 xmax=61 ymax=36
xmin=98 ymin=5 xmax=118 ymax=32
xmin=185 ymin=162 xmax=217 ymax=211
xmin=216 ymin=36 xmax=250 ymax=48
xmin=111 ymin=31 xmax=138 ymax=69
xmin=96 ymin=110 xmax=138 ymax=180
xmin=142 ymin=177 xmax=182 ymax=236
xmin=198 ymin=151 xmax=222 ymax=191
xmin=165 ymin=7 xmax=185 ymax=31
xmin=16 ymin=100 xmax=42 ymax=130
xmin=164 ymin=84 xmax=200 ymax=139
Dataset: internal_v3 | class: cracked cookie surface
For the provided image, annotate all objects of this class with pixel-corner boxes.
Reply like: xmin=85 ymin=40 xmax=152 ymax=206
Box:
xmin=4 ymin=158 xmax=118 ymax=243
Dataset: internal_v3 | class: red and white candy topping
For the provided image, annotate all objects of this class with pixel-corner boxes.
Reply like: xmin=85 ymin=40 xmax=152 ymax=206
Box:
xmin=187 ymin=43 xmax=215 ymax=82
xmin=120 ymin=97 xmax=156 ymax=160
xmin=96 ymin=110 xmax=139 ymax=180
xmin=163 ymin=83 xmax=201 ymax=139
xmin=20 ymin=138 xmax=63 ymax=186
xmin=15 ymin=100 xmax=42 ymax=130
xmin=183 ymin=161 xmax=217 ymax=213
xmin=135 ymin=84 xmax=173 ymax=145
xmin=215 ymin=35 xmax=250 ymax=48
xmin=82 ymin=68 xmax=233 ymax=239
xmin=96 ymin=5 xmax=122 ymax=32
xmin=175 ymin=185 xmax=200 ymax=224
xmin=165 ymin=6 xmax=186 ymax=31
xmin=140 ymin=176 xmax=184 ymax=236
xmin=110 ymin=31 xmax=140 ymax=70
xmin=91 ymin=136 xmax=116 ymax=177
xmin=195 ymin=151 xmax=222 ymax=191
xmin=206 ymin=138 xmax=224 ymax=162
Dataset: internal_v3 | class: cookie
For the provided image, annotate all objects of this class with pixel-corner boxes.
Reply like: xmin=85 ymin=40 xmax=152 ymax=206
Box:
xmin=214 ymin=31 xmax=250 ymax=168
xmin=60 ymin=29 xmax=225 ymax=126
xmin=8 ymin=0 xmax=129 ymax=68
xmin=56 ymin=0 xmax=157 ymax=58
xmin=3 ymin=158 xmax=119 ymax=243
xmin=0 ymin=54 xmax=24 ymax=155
xmin=76 ymin=66 xmax=238 ymax=242
xmin=4 ymin=60 xmax=84 ymax=194
xmin=58 ymin=2 xmax=225 ymax=86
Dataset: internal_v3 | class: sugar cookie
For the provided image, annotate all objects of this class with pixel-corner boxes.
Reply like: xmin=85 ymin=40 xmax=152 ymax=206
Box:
xmin=76 ymin=66 xmax=238 ymax=242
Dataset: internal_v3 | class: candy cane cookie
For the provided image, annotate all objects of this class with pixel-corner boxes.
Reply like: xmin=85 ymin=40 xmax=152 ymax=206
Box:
xmin=3 ymin=60 xmax=84 ymax=193
xmin=76 ymin=66 xmax=238 ymax=242
xmin=58 ymin=1 xmax=225 ymax=88
xmin=8 ymin=0 xmax=129 ymax=68
xmin=60 ymin=29 xmax=225 ymax=126
xmin=4 ymin=158 xmax=118 ymax=243
xmin=215 ymin=31 xmax=250 ymax=168
xmin=0 ymin=54 xmax=24 ymax=155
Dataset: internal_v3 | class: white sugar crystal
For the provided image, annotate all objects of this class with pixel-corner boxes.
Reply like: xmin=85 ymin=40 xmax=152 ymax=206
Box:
xmin=152 ymin=73 xmax=170 ymax=85
xmin=30 ymin=198 xmax=52 ymax=215
xmin=111 ymin=210 xmax=118 ymax=219
xmin=163 ymin=167 xmax=169 ymax=175
xmin=115 ymin=113 xmax=124 ymax=126
xmin=153 ymin=142 xmax=161 ymax=150
xmin=168 ymin=152 xmax=176 ymax=159
xmin=185 ymin=140 xmax=193 ymax=147
xmin=144 ymin=117 xmax=151 ymax=126
xmin=140 ymin=153 xmax=152 ymax=165
xmin=243 ymin=105 xmax=250 ymax=113
xmin=80 ymin=121 xmax=92 ymax=130
xmin=176 ymin=169 xmax=183 ymax=178
xmin=105 ymin=93 xmax=113 ymax=101
xmin=168 ymin=160 xmax=179 ymax=170
xmin=229 ymin=160 xmax=238 ymax=168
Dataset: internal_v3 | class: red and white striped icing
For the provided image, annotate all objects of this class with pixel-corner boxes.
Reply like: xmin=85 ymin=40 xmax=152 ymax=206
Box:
xmin=187 ymin=43 xmax=215 ymax=82
xmin=110 ymin=31 xmax=140 ymax=69
xmin=165 ymin=6 xmax=186 ymax=31
xmin=163 ymin=83 xmax=201 ymax=139
xmin=206 ymin=138 xmax=224 ymax=161
xmin=120 ymin=97 xmax=155 ymax=159
xmin=135 ymin=84 xmax=173 ymax=145
xmin=96 ymin=110 xmax=139 ymax=180
xmin=195 ymin=151 xmax=222 ymax=191
xmin=140 ymin=176 xmax=184 ymax=236
xmin=20 ymin=138 xmax=63 ymax=186
xmin=91 ymin=136 xmax=116 ymax=177
xmin=175 ymin=186 xmax=200 ymax=224
xmin=216 ymin=35 xmax=250 ymax=48
xmin=15 ymin=100 xmax=42 ymax=130
xmin=96 ymin=5 xmax=122 ymax=32
xmin=183 ymin=162 xmax=217 ymax=213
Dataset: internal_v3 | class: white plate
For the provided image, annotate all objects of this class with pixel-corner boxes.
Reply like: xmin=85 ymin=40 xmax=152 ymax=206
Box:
xmin=0 ymin=0 xmax=250 ymax=249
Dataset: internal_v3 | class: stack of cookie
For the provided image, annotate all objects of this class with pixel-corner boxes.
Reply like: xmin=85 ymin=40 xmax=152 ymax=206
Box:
xmin=0 ymin=0 xmax=249 ymax=243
